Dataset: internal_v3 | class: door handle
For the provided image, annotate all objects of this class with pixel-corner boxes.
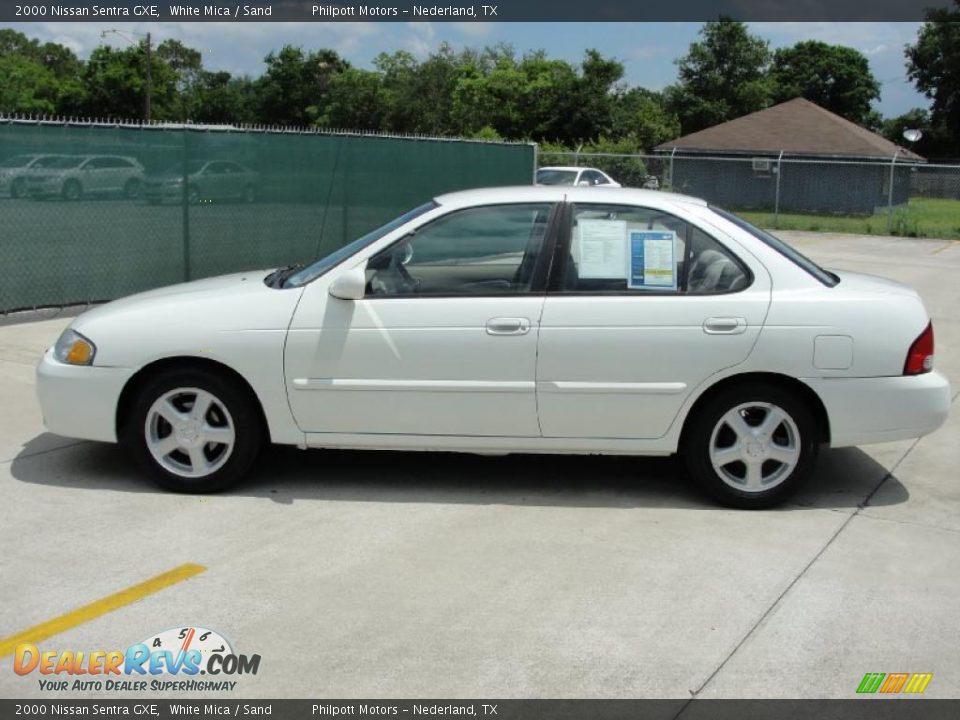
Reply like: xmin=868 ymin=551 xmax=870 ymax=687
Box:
xmin=703 ymin=317 xmax=747 ymax=334
xmin=486 ymin=318 xmax=530 ymax=336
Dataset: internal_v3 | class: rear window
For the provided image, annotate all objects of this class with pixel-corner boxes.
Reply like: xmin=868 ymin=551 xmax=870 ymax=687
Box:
xmin=710 ymin=206 xmax=839 ymax=287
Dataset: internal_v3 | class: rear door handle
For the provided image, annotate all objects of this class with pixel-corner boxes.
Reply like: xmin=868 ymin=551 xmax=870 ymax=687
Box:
xmin=486 ymin=317 xmax=531 ymax=336
xmin=703 ymin=317 xmax=747 ymax=334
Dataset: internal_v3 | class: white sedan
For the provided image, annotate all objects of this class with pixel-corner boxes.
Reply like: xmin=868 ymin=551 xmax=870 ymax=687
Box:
xmin=37 ymin=187 xmax=950 ymax=508
xmin=536 ymin=166 xmax=621 ymax=187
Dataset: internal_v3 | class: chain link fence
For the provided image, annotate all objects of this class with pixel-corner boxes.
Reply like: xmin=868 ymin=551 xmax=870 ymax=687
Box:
xmin=0 ymin=118 xmax=535 ymax=314
xmin=538 ymin=150 xmax=960 ymax=240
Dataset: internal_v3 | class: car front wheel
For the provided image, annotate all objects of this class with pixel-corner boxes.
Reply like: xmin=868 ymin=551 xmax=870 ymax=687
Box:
xmin=682 ymin=382 xmax=819 ymax=509
xmin=123 ymin=368 xmax=262 ymax=493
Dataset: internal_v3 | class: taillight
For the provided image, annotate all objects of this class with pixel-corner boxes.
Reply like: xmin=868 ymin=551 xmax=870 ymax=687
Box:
xmin=904 ymin=322 xmax=934 ymax=375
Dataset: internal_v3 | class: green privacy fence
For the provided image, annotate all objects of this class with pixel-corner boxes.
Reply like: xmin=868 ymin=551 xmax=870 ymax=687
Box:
xmin=0 ymin=119 xmax=535 ymax=313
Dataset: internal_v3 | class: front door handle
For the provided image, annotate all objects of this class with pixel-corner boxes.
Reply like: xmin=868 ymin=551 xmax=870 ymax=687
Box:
xmin=703 ymin=317 xmax=747 ymax=334
xmin=486 ymin=317 xmax=531 ymax=336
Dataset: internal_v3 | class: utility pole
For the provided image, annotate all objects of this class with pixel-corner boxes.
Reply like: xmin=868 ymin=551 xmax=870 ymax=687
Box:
xmin=144 ymin=32 xmax=152 ymax=123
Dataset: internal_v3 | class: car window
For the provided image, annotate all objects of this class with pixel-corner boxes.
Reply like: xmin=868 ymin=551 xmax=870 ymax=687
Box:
xmin=366 ymin=203 xmax=552 ymax=297
xmin=559 ymin=203 xmax=749 ymax=294
xmin=709 ymin=205 xmax=838 ymax=287
xmin=536 ymin=169 xmax=578 ymax=186
xmin=593 ymin=172 xmax=610 ymax=185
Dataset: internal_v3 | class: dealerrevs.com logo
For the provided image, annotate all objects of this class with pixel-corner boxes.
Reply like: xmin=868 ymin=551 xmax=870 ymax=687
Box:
xmin=13 ymin=627 xmax=260 ymax=692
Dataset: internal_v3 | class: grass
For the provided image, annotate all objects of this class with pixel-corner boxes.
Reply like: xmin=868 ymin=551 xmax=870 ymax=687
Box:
xmin=737 ymin=197 xmax=960 ymax=241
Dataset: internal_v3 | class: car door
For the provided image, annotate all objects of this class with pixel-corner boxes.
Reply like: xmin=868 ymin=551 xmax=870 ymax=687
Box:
xmin=285 ymin=202 xmax=558 ymax=437
xmin=535 ymin=201 xmax=771 ymax=439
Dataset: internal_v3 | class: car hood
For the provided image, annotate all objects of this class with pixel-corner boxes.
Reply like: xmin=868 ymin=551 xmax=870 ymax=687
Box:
xmin=73 ymin=270 xmax=305 ymax=350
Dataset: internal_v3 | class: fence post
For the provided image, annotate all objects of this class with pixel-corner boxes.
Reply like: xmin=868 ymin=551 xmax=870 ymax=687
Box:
xmin=669 ymin=147 xmax=676 ymax=190
xmin=181 ymin=130 xmax=191 ymax=282
xmin=886 ymin=151 xmax=899 ymax=234
xmin=532 ymin=142 xmax=539 ymax=183
xmin=774 ymin=150 xmax=784 ymax=227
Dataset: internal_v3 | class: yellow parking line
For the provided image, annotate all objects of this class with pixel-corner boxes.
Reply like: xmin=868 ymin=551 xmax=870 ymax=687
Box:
xmin=0 ymin=563 xmax=206 ymax=657
xmin=930 ymin=241 xmax=956 ymax=255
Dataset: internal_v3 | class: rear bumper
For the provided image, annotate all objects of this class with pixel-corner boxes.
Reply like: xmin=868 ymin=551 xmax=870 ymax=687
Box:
xmin=803 ymin=371 xmax=951 ymax=447
xmin=36 ymin=349 xmax=135 ymax=443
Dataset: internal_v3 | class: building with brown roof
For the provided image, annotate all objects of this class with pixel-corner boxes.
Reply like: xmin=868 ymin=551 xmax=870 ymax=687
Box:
xmin=655 ymin=98 xmax=924 ymax=215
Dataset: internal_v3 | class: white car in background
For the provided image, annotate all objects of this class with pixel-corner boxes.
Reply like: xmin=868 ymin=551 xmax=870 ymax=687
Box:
xmin=25 ymin=155 xmax=145 ymax=200
xmin=537 ymin=166 xmax=621 ymax=187
xmin=37 ymin=186 xmax=950 ymax=508
xmin=0 ymin=154 xmax=65 ymax=198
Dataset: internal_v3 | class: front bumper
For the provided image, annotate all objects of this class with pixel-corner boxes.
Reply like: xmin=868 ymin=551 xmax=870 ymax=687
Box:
xmin=803 ymin=371 xmax=952 ymax=447
xmin=36 ymin=349 xmax=135 ymax=443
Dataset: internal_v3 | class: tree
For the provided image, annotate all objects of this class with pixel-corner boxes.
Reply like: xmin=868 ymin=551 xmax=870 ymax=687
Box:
xmin=906 ymin=0 xmax=960 ymax=156
xmin=81 ymin=43 xmax=178 ymax=120
xmin=322 ymin=68 xmax=389 ymax=130
xmin=611 ymin=88 xmax=680 ymax=152
xmin=256 ymin=46 xmax=348 ymax=126
xmin=772 ymin=41 xmax=880 ymax=125
xmin=665 ymin=19 xmax=774 ymax=134
xmin=0 ymin=29 xmax=85 ymax=115
xmin=881 ymin=107 xmax=952 ymax=158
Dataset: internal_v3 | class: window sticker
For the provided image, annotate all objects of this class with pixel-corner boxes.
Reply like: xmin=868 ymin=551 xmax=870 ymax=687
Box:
xmin=577 ymin=219 xmax=627 ymax=278
xmin=629 ymin=231 xmax=677 ymax=290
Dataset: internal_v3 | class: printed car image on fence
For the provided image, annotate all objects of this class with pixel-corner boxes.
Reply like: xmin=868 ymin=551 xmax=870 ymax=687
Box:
xmin=0 ymin=118 xmax=535 ymax=314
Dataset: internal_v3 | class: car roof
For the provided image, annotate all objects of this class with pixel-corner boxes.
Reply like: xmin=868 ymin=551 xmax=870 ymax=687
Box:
xmin=434 ymin=185 xmax=707 ymax=208
xmin=538 ymin=166 xmax=592 ymax=173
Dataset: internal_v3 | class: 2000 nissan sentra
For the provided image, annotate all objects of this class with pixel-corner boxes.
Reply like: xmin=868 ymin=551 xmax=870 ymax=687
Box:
xmin=36 ymin=186 xmax=951 ymax=508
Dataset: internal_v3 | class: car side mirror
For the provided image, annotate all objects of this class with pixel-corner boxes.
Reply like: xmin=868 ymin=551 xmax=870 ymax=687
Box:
xmin=329 ymin=265 xmax=366 ymax=301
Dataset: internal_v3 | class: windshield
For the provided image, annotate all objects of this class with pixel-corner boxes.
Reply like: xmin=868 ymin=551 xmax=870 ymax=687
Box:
xmin=536 ymin=169 xmax=578 ymax=186
xmin=45 ymin=156 xmax=87 ymax=169
xmin=710 ymin=206 xmax=839 ymax=287
xmin=0 ymin=155 xmax=38 ymax=168
xmin=283 ymin=201 xmax=438 ymax=288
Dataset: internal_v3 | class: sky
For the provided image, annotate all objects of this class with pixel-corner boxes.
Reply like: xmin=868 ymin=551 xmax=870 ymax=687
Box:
xmin=5 ymin=21 xmax=929 ymax=119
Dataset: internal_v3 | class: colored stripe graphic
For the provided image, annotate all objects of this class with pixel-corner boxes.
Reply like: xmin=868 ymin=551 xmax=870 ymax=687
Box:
xmin=880 ymin=672 xmax=910 ymax=693
xmin=857 ymin=673 xmax=886 ymax=694
xmin=904 ymin=673 xmax=934 ymax=694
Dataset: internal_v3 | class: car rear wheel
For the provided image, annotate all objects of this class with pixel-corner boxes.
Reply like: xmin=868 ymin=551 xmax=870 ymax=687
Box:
xmin=242 ymin=184 xmax=255 ymax=203
xmin=124 ymin=178 xmax=141 ymax=199
xmin=11 ymin=178 xmax=25 ymax=199
xmin=123 ymin=368 xmax=262 ymax=493
xmin=682 ymin=382 xmax=818 ymax=509
xmin=62 ymin=179 xmax=82 ymax=201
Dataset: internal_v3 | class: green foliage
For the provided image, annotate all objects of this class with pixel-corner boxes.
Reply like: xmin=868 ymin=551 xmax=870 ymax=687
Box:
xmin=771 ymin=41 xmax=880 ymax=125
xmin=665 ymin=19 xmax=775 ymax=134
xmin=1 ymin=21 xmax=954 ymax=163
xmin=906 ymin=0 xmax=960 ymax=157
xmin=255 ymin=45 xmax=348 ymax=126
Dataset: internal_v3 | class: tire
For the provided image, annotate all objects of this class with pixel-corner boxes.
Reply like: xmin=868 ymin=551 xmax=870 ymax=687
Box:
xmin=242 ymin=184 xmax=255 ymax=203
xmin=681 ymin=382 xmax=819 ymax=509
xmin=10 ymin=177 xmax=25 ymax=199
xmin=122 ymin=368 xmax=263 ymax=493
xmin=124 ymin=178 xmax=141 ymax=199
xmin=188 ymin=187 xmax=200 ymax=205
xmin=62 ymin=179 xmax=82 ymax=201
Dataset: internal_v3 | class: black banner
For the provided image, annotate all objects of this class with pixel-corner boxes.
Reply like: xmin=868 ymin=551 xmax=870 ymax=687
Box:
xmin=1 ymin=700 xmax=959 ymax=719
xmin=0 ymin=0 xmax=954 ymax=23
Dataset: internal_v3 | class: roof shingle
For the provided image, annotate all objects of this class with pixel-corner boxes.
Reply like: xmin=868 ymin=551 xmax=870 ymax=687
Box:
xmin=655 ymin=98 xmax=924 ymax=161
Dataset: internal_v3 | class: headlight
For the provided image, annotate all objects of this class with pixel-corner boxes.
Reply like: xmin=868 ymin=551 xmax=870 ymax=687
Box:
xmin=54 ymin=329 xmax=96 ymax=366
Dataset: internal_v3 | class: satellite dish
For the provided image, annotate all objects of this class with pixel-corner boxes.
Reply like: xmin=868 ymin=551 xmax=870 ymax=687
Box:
xmin=903 ymin=129 xmax=923 ymax=143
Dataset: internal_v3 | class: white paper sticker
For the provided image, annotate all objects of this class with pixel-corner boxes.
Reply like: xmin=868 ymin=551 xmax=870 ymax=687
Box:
xmin=629 ymin=230 xmax=677 ymax=289
xmin=577 ymin=219 xmax=627 ymax=279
